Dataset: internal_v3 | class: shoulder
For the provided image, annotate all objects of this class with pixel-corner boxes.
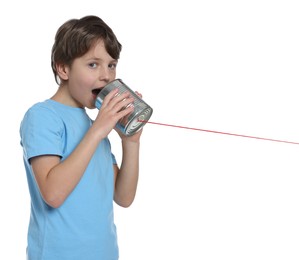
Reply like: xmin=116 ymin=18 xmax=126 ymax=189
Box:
xmin=22 ymin=100 xmax=63 ymax=124
xmin=20 ymin=100 xmax=65 ymax=136
xmin=25 ymin=100 xmax=60 ymax=116
xmin=20 ymin=100 xmax=66 ymax=160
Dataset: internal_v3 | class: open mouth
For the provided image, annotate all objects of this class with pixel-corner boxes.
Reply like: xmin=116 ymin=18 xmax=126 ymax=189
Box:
xmin=92 ymin=87 xmax=104 ymax=97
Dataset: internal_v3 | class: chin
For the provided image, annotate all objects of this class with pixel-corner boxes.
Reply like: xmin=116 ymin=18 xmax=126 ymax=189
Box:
xmin=88 ymin=101 xmax=97 ymax=109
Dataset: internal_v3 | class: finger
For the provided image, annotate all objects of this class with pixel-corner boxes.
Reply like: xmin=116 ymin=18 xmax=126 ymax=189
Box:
xmin=107 ymin=91 xmax=132 ymax=110
xmin=114 ymin=104 xmax=134 ymax=122
xmin=135 ymin=91 xmax=143 ymax=99
xmin=113 ymin=96 xmax=134 ymax=113
xmin=101 ymin=88 xmax=119 ymax=107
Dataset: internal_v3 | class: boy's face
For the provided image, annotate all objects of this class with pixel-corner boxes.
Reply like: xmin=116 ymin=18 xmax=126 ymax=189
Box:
xmin=62 ymin=39 xmax=118 ymax=108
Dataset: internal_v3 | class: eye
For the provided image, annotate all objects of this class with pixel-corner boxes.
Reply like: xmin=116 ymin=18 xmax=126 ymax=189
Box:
xmin=108 ymin=63 xmax=117 ymax=70
xmin=88 ymin=63 xmax=97 ymax=68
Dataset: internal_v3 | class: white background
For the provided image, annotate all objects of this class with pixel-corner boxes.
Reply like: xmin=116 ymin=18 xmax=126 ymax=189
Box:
xmin=1 ymin=0 xmax=299 ymax=259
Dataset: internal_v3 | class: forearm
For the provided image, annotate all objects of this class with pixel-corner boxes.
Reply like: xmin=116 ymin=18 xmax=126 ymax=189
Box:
xmin=114 ymin=140 xmax=140 ymax=207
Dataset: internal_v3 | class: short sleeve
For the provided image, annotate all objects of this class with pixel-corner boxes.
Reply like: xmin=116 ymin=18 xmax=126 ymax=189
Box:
xmin=20 ymin=104 xmax=64 ymax=162
xmin=107 ymin=138 xmax=117 ymax=165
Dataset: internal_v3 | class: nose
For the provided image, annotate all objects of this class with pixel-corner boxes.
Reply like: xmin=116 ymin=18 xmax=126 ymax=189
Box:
xmin=99 ymin=66 xmax=111 ymax=83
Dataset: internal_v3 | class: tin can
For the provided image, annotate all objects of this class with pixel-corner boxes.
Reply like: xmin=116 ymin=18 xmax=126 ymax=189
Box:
xmin=95 ymin=79 xmax=153 ymax=136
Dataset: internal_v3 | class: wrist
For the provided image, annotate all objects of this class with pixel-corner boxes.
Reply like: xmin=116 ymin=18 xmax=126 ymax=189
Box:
xmin=88 ymin=124 xmax=106 ymax=143
xmin=122 ymin=139 xmax=140 ymax=146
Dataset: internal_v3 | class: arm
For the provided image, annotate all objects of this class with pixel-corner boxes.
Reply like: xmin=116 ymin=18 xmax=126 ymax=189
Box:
xmin=114 ymin=133 xmax=141 ymax=208
xmin=31 ymin=89 xmax=134 ymax=208
xmin=113 ymin=91 xmax=143 ymax=207
xmin=30 ymin=127 xmax=105 ymax=208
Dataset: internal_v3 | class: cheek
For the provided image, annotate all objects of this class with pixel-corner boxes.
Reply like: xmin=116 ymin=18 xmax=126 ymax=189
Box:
xmin=110 ymin=69 xmax=117 ymax=78
xmin=70 ymin=70 xmax=96 ymax=88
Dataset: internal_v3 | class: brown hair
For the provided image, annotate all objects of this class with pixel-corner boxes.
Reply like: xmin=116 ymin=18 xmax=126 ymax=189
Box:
xmin=51 ymin=15 xmax=122 ymax=84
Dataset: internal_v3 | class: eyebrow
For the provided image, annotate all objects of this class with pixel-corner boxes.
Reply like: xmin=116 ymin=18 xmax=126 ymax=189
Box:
xmin=86 ymin=56 xmax=118 ymax=63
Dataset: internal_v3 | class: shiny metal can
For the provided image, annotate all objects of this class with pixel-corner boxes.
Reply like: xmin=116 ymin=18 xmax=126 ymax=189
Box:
xmin=95 ymin=79 xmax=153 ymax=136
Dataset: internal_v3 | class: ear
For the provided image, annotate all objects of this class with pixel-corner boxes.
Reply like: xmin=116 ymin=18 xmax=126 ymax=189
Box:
xmin=56 ymin=63 xmax=70 ymax=81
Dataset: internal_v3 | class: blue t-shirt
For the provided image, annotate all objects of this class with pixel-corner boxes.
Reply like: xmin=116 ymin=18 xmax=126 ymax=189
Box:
xmin=20 ymin=99 xmax=119 ymax=260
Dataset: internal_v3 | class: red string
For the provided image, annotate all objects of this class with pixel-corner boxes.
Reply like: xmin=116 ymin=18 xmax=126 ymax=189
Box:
xmin=139 ymin=120 xmax=299 ymax=145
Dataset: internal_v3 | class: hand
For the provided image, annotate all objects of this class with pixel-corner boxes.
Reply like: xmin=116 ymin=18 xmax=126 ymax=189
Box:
xmin=93 ymin=88 xmax=134 ymax=139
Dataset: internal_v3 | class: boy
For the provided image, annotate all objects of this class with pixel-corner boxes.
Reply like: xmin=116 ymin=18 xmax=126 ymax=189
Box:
xmin=20 ymin=15 xmax=141 ymax=260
